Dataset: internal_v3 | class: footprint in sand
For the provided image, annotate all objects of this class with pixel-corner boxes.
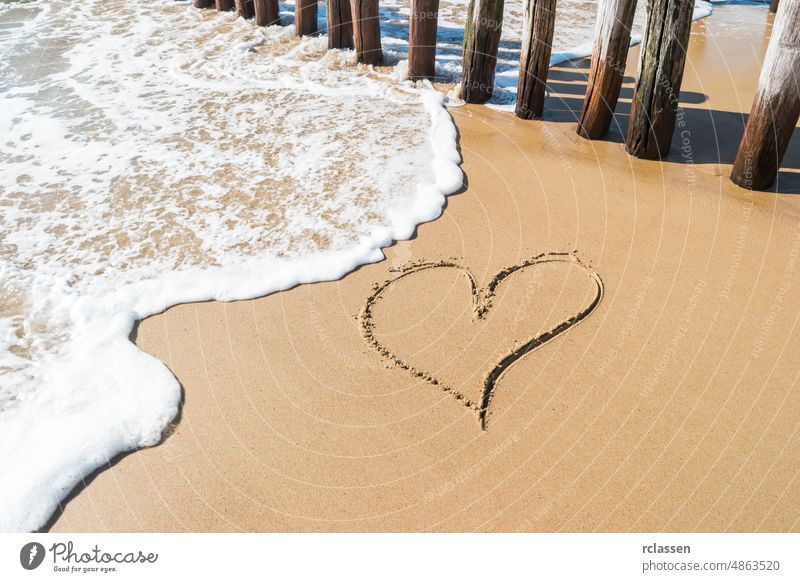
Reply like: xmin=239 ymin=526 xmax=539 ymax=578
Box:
xmin=360 ymin=251 xmax=604 ymax=430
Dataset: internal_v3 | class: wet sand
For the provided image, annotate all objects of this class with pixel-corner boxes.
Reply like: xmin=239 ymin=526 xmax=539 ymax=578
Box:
xmin=50 ymin=5 xmax=800 ymax=532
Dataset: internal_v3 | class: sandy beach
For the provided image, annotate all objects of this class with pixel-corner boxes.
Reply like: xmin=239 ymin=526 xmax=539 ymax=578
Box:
xmin=49 ymin=5 xmax=800 ymax=532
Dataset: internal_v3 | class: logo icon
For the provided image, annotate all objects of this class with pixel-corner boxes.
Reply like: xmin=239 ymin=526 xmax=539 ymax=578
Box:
xmin=20 ymin=542 xmax=45 ymax=570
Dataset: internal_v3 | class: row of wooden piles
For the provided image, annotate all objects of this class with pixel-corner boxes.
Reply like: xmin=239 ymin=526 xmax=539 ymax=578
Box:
xmin=190 ymin=0 xmax=383 ymax=65
xmin=191 ymin=0 xmax=799 ymax=191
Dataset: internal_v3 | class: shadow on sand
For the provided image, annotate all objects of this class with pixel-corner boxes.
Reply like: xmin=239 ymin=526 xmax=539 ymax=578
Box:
xmin=541 ymin=61 xmax=800 ymax=195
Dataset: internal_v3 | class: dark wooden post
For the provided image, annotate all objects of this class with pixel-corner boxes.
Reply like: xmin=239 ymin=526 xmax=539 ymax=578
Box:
xmin=295 ymin=0 xmax=318 ymax=35
xmin=625 ymin=0 xmax=693 ymax=159
xmin=254 ymin=0 xmax=280 ymax=25
xmin=576 ymin=0 xmax=638 ymax=138
xmin=351 ymin=0 xmax=383 ymax=64
xmin=408 ymin=0 xmax=439 ymax=80
xmin=769 ymin=0 xmax=779 ymax=13
xmin=328 ymin=0 xmax=354 ymax=48
xmin=194 ymin=0 xmax=214 ymax=8
xmin=459 ymin=0 xmax=504 ymax=103
xmin=215 ymin=0 xmax=234 ymax=10
xmin=730 ymin=0 xmax=800 ymax=190
xmin=235 ymin=0 xmax=253 ymax=17
xmin=515 ymin=0 xmax=557 ymax=119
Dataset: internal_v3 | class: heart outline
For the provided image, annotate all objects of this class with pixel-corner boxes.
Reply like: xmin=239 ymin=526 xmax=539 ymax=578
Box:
xmin=360 ymin=251 xmax=604 ymax=430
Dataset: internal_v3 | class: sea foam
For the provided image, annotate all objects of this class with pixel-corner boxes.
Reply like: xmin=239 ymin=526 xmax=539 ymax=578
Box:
xmin=0 ymin=0 xmax=459 ymax=532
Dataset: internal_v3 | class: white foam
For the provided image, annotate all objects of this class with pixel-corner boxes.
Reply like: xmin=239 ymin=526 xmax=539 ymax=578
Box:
xmin=0 ymin=0 xmax=460 ymax=532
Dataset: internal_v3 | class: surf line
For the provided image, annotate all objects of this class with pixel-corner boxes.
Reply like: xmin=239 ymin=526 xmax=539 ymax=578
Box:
xmin=359 ymin=251 xmax=604 ymax=431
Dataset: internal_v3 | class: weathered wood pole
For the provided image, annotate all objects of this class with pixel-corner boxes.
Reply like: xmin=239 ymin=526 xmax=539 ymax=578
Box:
xmin=408 ymin=0 xmax=439 ymax=80
xmin=295 ymin=0 xmax=318 ymax=35
xmin=235 ymin=0 xmax=253 ymax=17
xmin=730 ymin=0 xmax=800 ymax=190
xmin=770 ymin=0 xmax=780 ymax=13
xmin=459 ymin=0 xmax=504 ymax=102
xmin=576 ymin=0 xmax=638 ymax=138
xmin=254 ymin=0 xmax=280 ymax=25
xmin=215 ymin=0 xmax=235 ymax=11
xmin=194 ymin=0 xmax=214 ymax=8
xmin=625 ymin=0 xmax=693 ymax=159
xmin=351 ymin=0 xmax=383 ymax=64
xmin=515 ymin=0 xmax=558 ymax=119
xmin=328 ymin=0 xmax=355 ymax=48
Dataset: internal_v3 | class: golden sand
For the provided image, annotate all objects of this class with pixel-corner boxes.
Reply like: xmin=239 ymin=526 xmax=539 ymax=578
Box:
xmin=50 ymin=6 xmax=800 ymax=532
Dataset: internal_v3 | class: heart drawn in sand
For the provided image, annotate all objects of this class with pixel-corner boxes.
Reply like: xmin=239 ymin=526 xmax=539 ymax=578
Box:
xmin=360 ymin=251 xmax=604 ymax=430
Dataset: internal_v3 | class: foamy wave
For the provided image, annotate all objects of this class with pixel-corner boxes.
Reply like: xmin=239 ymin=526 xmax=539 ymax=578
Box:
xmin=0 ymin=0 xmax=460 ymax=532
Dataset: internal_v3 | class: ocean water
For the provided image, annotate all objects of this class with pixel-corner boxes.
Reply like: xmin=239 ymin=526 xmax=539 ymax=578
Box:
xmin=0 ymin=0 xmax=716 ymax=532
xmin=380 ymin=0 xmax=714 ymax=107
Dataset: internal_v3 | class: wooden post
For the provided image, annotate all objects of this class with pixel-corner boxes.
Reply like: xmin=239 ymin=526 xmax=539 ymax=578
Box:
xmin=351 ymin=0 xmax=383 ymax=64
xmin=327 ymin=0 xmax=354 ymax=49
xmin=515 ymin=0 xmax=557 ymax=120
xmin=235 ymin=0 xmax=253 ymax=17
xmin=295 ymin=0 xmax=318 ymax=35
xmin=194 ymin=0 xmax=214 ymax=8
xmin=215 ymin=0 xmax=234 ymax=10
xmin=408 ymin=0 xmax=439 ymax=80
xmin=254 ymin=0 xmax=280 ymax=25
xmin=576 ymin=0 xmax=638 ymax=139
xmin=625 ymin=0 xmax=693 ymax=159
xmin=294 ymin=0 xmax=317 ymax=36
xmin=731 ymin=0 xmax=800 ymax=190
xmin=770 ymin=0 xmax=780 ymax=13
xmin=459 ymin=0 xmax=504 ymax=103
